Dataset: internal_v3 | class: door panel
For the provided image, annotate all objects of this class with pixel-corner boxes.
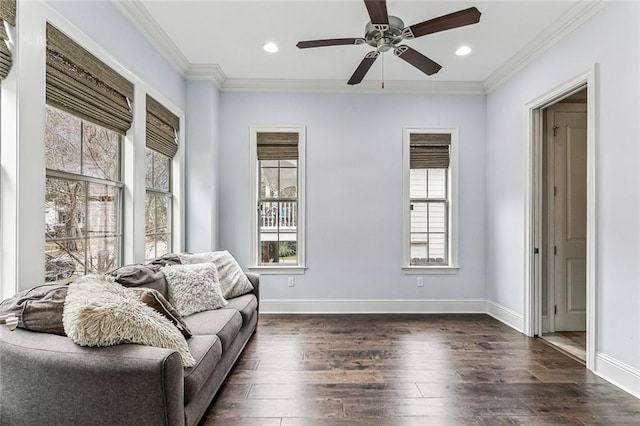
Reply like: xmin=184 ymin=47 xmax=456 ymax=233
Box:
xmin=549 ymin=104 xmax=587 ymax=331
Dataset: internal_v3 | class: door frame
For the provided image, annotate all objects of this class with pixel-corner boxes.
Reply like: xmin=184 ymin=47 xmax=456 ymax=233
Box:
xmin=523 ymin=66 xmax=597 ymax=370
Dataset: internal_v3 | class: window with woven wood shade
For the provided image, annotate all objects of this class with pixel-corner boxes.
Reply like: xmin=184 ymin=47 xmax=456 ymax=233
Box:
xmin=403 ymin=129 xmax=458 ymax=270
xmin=45 ymin=23 xmax=133 ymax=134
xmin=250 ymin=127 xmax=306 ymax=272
xmin=146 ymin=95 xmax=179 ymax=158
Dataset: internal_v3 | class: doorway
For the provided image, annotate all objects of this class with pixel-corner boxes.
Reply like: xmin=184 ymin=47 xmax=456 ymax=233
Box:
xmin=524 ymin=68 xmax=596 ymax=370
xmin=540 ymin=92 xmax=587 ymax=361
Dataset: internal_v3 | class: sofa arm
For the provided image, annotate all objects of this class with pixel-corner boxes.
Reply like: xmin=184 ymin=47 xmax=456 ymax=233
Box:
xmin=245 ymin=272 xmax=260 ymax=313
xmin=0 ymin=327 xmax=185 ymax=426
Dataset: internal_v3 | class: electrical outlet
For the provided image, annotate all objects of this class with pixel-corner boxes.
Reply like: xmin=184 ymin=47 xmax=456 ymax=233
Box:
xmin=288 ymin=277 xmax=295 ymax=287
xmin=417 ymin=277 xmax=424 ymax=287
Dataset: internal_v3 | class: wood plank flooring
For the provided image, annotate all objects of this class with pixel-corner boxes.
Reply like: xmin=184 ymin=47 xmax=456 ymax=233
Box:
xmin=200 ymin=314 xmax=640 ymax=425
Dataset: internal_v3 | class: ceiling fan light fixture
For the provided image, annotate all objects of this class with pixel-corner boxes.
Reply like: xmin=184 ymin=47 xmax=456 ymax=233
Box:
xmin=456 ymin=45 xmax=472 ymax=56
xmin=263 ymin=42 xmax=279 ymax=53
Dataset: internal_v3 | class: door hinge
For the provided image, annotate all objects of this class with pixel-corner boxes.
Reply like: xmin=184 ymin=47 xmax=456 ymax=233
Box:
xmin=410 ymin=204 xmax=414 ymax=211
xmin=554 ymin=245 xmax=557 ymax=255
xmin=534 ymin=247 xmax=539 ymax=254
xmin=554 ymin=305 xmax=557 ymax=315
xmin=553 ymin=125 xmax=559 ymax=137
xmin=554 ymin=186 xmax=557 ymax=196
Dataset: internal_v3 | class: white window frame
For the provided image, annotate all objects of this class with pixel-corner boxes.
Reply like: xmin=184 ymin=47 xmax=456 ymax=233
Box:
xmin=402 ymin=127 xmax=459 ymax=274
xmin=249 ymin=126 xmax=306 ymax=275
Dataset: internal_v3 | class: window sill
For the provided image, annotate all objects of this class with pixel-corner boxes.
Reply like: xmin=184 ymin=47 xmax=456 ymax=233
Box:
xmin=248 ymin=266 xmax=307 ymax=275
xmin=402 ymin=266 xmax=459 ymax=275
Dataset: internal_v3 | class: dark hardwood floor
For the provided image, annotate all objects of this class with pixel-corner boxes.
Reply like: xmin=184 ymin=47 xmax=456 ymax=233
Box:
xmin=201 ymin=314 xmax=640 ymax=425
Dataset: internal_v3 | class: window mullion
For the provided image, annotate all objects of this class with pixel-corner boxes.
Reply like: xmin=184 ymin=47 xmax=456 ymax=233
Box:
xmin=83 ymin=181 xmax=88 ymax=275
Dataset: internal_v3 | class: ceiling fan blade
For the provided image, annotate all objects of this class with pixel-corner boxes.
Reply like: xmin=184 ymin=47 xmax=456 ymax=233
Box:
xmin=394 ymin=45 xmax=442 ymax=76
xmin=297 ymin=38 xmax=364 ymax=49
xmin=348 ymin=51 xmax=379 ymax=85
xmin=364 ymin=0 xmax=389 ymax=28
xmin=403 ymin=7 xmax=481 ymax=39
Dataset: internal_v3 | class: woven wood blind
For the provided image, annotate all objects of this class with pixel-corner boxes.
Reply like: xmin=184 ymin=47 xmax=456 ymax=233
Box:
xmin=46 ymin=24 xmax=133 ymax=134
xmin=0 ymin=0 xmax=15 ymax=79
xmin=409 ymin=133 xmax=451 ymax=169
xmin=257 ymin=132 xmax=298 ymax=161
xmin=146 ymin=95 xmax=179 ymax=158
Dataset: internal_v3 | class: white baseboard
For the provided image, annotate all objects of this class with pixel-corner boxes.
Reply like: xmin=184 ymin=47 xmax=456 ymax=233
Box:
xmin=595 ymin=352 xmax=640 ymax=399
xmin=261 ymin=299 xmax=523 ymax=333
xmin=261 ymin=298 xmax=487 ymax=314
xmin=485 ymin=300 xmax=524 ymax=333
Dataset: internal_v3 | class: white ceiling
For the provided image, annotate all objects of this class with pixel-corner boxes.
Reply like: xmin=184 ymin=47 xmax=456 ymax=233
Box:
xmin=114 ymin=0 xmax=606 ymax=92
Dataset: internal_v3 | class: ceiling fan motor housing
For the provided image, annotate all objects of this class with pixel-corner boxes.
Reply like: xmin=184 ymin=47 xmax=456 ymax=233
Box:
xmin=365 ymin=15 xmax=405 ymax=52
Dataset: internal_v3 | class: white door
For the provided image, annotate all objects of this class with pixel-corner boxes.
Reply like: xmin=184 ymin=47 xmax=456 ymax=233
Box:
xmin=548 ymin=103 xmax=587 ymax=331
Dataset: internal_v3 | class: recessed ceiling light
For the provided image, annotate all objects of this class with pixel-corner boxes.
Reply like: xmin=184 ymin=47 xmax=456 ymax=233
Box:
xmin=263 ymin=42 xmax=279 ymax=53
xmin=456 ymin=45 xmax=472 ymax=56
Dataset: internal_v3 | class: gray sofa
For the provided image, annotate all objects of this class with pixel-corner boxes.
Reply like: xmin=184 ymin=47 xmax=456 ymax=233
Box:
xmin=0 ymin=272 xmax=260 ymax=426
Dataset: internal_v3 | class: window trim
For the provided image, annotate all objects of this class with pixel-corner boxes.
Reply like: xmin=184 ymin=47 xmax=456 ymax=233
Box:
xmin=249 ymin=126 xmax=306 ymax=273
xmin=402 ymin=127 xmax=459 ymax=273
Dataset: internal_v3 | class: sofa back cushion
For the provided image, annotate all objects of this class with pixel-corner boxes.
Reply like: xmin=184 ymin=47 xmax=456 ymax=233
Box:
xmin=108 ymin=264 xmax=169 ymax=299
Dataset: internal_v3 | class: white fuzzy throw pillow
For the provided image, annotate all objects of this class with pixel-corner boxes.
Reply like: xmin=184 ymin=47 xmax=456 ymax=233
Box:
xmin=178 ymin=251 xmax=253 ymax=299
xmin=161 ymin=263 xmax=227 ymax=317
xmin=63 ymin=274 xmax=195 ymax=367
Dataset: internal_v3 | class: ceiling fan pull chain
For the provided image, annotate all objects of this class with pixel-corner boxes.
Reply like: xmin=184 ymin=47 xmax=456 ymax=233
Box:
xmin=381 ymin=52 xmax=385 ymax=89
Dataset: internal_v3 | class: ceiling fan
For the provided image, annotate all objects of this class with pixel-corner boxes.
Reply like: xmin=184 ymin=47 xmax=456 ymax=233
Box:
xmin=296 ymin=0 xmax=481 ymax=85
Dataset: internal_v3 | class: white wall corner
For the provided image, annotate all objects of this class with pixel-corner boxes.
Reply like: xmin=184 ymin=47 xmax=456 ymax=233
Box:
xmin=112 ymin=0 xmax=190 ymax=75
xmin=485 ymin=300 xmax=525 ymax=333
xmin=483 ymin=0 xmax=609 ymax=93
xmin=595 ymin=353 xmax=640 ymax=399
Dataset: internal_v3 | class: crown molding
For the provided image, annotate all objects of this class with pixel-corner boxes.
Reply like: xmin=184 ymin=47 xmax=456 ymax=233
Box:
xmin=115 ymin=0 xmax=606 ymax=95
xmin=113 ymin=0 xmax=190 ymax=75
xmin=220 ymin=78 xmax=486 ymax=95
xmin=184 ymin=64 xmax=227 ymax=87
xmin=483 ymin=0 xmax=609 ymax=93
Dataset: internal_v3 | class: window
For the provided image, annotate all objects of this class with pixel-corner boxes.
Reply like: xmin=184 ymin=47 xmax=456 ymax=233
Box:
xmin=145 ymin=148 xmax=172 ymax=260
xmin=44 ymin=24 xmax=133 ymax=282
xmin=250 ymin=127 xmax=306 ymax=273
xmin=403 ymin=129 xmax=458 ymax=271
xmin=45 ymin=106 xmax=123 ymax=282
xmin=145 ymin=95 xmax=179 ymax=261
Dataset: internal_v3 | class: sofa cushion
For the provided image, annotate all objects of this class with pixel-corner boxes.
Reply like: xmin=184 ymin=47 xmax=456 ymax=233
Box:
xmin=161 ymin=263 xmax=227 ymax=317
xmin=184 ymin=335 xmax=222 ymax=405
xmin=223 ymin=294 xmax=258 ymax=325
xmin=0 ymin=284 xmax=68 ymax=335
xmin=183 ymin=309 xmax=242 ymax=352
xmin=108 ymin=264 xmax=169 ymax=299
